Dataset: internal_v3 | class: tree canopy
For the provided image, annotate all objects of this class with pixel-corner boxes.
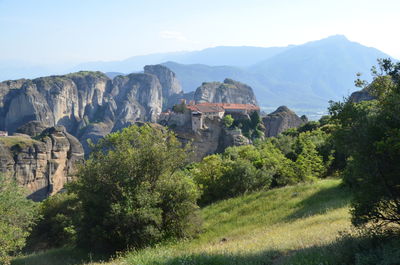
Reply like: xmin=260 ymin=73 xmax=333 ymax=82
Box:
xmin=70 ymin=124 xmax=200 ymax=252
xmin=330 ymin=58 xmax=400 ymax=230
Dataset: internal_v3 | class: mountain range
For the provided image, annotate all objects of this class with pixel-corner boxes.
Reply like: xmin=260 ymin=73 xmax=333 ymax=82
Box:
xmin=73 ymin=35 xmax=395 ymax=112
xmin=1 ymin=35 xmax=394 ymax=113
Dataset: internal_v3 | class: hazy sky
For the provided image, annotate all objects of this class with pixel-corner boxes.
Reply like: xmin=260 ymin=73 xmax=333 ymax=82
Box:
xmin=1 ymin=0 xmax=399 ymax=65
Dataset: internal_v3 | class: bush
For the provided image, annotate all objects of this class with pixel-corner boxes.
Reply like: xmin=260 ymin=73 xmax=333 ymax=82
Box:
xmin=70 ymin=125 xmax=200 ymax=252
xmin=0 ymin=175 xmax=38 ymax=264
xmin=222 ymin=114 xmax=234 ymax=128
xmin=27 ymin=193 xmax=80 ymax=251
xmin=191 ymin=143 xmax=295 ymax=204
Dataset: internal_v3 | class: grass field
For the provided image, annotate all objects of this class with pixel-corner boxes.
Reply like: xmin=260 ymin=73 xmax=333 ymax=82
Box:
xmin=13 ymin=179 xmax=351 ymax=265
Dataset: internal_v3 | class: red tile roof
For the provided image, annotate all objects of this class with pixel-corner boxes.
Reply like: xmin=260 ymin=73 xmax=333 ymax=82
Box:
xmin=187 ymin=103 xmax=259 ymax=113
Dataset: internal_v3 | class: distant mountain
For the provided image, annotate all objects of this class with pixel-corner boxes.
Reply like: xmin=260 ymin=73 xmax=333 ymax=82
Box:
xmin=162 ymin=61 xmax=326 ymax=109
xmin=164 ymin=35 xmax=393 ymax=110
xmin=1 ymin=35 xmax=394 ymax=113
xmin=249 ymin=35 xmax=390 ymax=101
xmin=74 ymin=52 xmax=188 ymax=73
xmin=169 ymin=46 xmax=291 ymax=67
xmin=73 ymin=46 xmax=290 ymax=73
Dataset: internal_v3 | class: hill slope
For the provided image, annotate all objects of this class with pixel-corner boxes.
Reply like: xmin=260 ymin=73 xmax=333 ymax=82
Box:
xmin=14 ymin=179 xmax=351 ymax=265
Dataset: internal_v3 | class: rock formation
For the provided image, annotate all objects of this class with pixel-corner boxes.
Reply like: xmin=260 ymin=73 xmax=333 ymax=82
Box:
xmin=349 ymin=87 xmax=375 ymax=103
xmin=194 ymin=78 xmax=258 ymax=105
xmin=162 ymin=109 xmax=251 ymax=160
xmin=262 ymin=106 xmax=307 ymax=137
xmin=0 ymin=65 xmax=180 ymax=154
xmin=144 ymin=65 xmax=182 ymax=98
xmin=0 ymin=125 xmax=84 ymax=201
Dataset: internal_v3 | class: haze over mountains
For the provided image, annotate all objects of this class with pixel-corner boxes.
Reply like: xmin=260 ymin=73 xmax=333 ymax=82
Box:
xmin=1 ymin=35 xmax=393 ymax=114
xmin=77 ymin=35 xmax=390 ymax=111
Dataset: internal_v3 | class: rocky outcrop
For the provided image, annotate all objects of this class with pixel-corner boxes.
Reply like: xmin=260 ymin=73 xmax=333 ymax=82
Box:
xmin=349 ymin=87 xmax=375 ymax=103
xmin=144 ymin=65 xmax=182 ymax=98
xmin=0 ymin=65 xmax=181 ymax=154
xmin=162 ymin=111 xmax=251 ymax=160
xmin=0 ymin=126 xmax=84 ymax=201
xmin=262 ymin=106 xmax=307 ymax=137
xmin=194 ymin=78 xmax=257 ymax=105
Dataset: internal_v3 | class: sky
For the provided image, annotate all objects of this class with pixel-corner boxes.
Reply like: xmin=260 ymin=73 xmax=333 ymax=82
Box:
xmin=0 ymin=0 xmax=399 ymax=65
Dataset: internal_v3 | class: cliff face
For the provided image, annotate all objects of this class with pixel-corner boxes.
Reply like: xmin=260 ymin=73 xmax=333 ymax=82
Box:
xmin=262 ymin=106 xmax=307 ymax=137
xmin=0 ymin=65 xmax=179 ymax=153
xmin=144 ymin=65 xmax=182 ymax=98
xmin=194 ymin=78 xmax=258 ymax=105
xmin=163 ymin=111 xmax=250 ymax=160
xmin=0 ymin=125 xmax=84 ymax=201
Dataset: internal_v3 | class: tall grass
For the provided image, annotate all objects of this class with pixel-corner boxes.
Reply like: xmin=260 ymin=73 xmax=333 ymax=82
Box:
xmin=118 ymin=179 xmax=351 ymax=265
xmin=13 ymin=179 xmax=352 ymax=265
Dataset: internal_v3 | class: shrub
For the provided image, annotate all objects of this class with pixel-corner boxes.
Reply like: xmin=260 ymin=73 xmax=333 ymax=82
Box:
xmin=27 ymin=193 xmax=80 ymax=250
xmin=70 ymin=125 xmax=200 ymax=252
xmin=192 ymin=143 xmax=293 ymax=204
xmin=0 ymin=175 xmax=38 ymax=264
xmin=222 ymin=114 xmax=234 ymax=128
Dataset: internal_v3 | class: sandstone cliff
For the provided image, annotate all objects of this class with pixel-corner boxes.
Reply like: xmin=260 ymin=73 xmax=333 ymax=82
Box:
xmin=194 ymin=78 xmax=258 ymax=105
xmin=0 ymin=125 xmax=84 ymax=201
xmin=262 ymin=106 xmax=307 ymax=137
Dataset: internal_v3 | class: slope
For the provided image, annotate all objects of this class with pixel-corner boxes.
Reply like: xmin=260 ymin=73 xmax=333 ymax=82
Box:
xmin=14 ymin=179 xmax=351 ymax=265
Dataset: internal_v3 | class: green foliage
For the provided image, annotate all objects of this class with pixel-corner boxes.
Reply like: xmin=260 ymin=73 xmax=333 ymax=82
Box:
xmin=298 ymin=121 xmax=320 ymax=133
xmin=13 ymin=180 xmax=351 ymax=265
xmin=232 ymin=111 xmax=263 ymax=140
xmin=293 ymin=133 xmax=326 ymax=182
xmin=0 ymin=175 xmax=38 ymax=265
xmin=70 ymin=125 xmax=200 ymax=252
xmin=330 ymin=58 xmax=400 ymax=230
xmin=191 ymin=141 xmax=299 ymax=204
xmin=172 ymin=102 xmax=187 ymax=113
xmin=27 ymin=193 xmax=80 ymax=250
xmin=222 ymin=114 xmax=234 ymax=128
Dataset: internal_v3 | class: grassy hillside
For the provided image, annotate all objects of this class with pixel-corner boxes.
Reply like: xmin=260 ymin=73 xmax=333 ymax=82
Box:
xmin=13 ymin=179 xmax=351 ymax=265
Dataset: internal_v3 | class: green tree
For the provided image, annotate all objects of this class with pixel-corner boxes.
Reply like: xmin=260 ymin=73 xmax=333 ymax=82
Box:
xmin=222 ymin=114 xmax=234 ymax=128
xmin=190 ymin=155 xmax=227 ymax=205
xmin=330 ymin=58 xmax=400 ymax=230
xmin=0 ymin=175 xmax=38 ymax=264
xmin=70 ymin=124 xmax=200 ymax=252
xmin=27 ymin=193 xmax=80 ymax=250
xmin=294 ymin=136 xmax=325 ymax=182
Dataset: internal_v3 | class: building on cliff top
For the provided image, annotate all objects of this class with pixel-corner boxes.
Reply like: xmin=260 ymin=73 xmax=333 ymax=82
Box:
xmin=158 ymin=102 xmax=260 ymax=132
xmin=187 ymin=102 xmax=259 ymax=115
xmin=187 ymin=103 xmax=260 ymax=131
xmin=0 ymin=131 xmax=8 ymax=136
